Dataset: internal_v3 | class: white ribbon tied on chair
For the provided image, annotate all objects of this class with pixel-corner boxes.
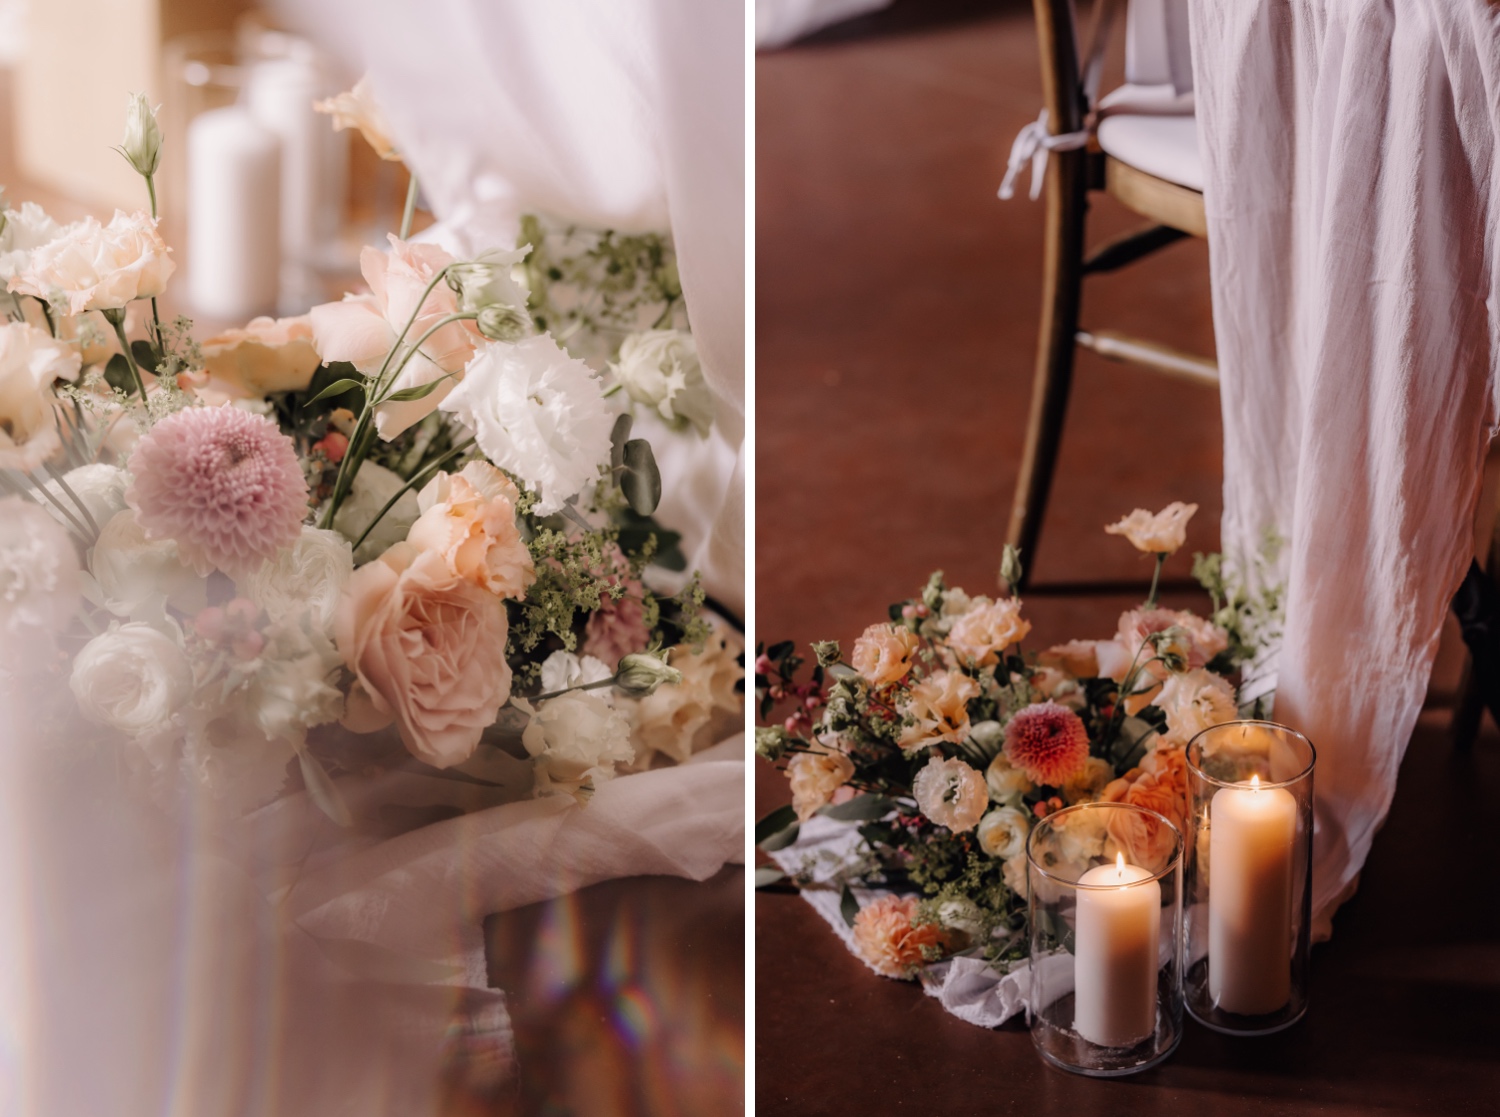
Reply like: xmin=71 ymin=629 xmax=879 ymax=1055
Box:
xmin=998 ymin=109 xmax=1091 ymax=202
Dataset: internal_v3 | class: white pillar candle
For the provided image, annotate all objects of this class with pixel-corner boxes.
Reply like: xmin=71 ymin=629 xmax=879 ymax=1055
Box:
xmin=187 ymin=106 xmax=281 ymax=321
xmin=1074 ymin=853 xmax=1161 ymax=1047
xmin=1208 ymin=774 xmax=1296 ymax=1014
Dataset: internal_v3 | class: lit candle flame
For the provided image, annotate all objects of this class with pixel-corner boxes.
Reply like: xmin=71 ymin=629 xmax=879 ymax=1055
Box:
xmin=1250 ymin=774 xmax=1261 ymax=791
xmin=1116 ymin=851 xmax=1125 ymax=878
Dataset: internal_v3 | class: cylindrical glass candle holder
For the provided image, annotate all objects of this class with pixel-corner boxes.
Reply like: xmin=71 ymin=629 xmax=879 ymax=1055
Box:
xmin=1184 ymin=720 xmax=1315 ymax=1035
xmin=1026 ymin=801 xmax=1184 ymax=1076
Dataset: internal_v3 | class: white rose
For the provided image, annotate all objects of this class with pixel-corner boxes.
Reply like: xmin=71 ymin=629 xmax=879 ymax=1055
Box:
xmin=978 ymin=806 xmax=1032 ymax=860
xmin=0 ymin=496 xmax=81 ymax=663
xmin=1152 ymin=667 xmax=1237 ymax=743
xmin=985 ymin=752 xmax=1033 ymax=805
xmin=631 ymin=619 xmax=744 ymax=765
xmin=43 ymin=463 xmax=128 ymax=531
xmin=242 ymin=526 xmax=353 ymax=632
xmin=522 ymin=690 xmax=634 ymax=801
xmin=0 ymin=321 xmax=81 ymax=471
xmin=90 ymin=509 xmax=206 ymax=618
xmin=10 ymin=209 xmax=174 ymax=315
xmin=539 ymin=649 xmax=612 ymax=696
xmin=439 ymin=335 xmax=614 ymax=516
xmin=70 ymin=622 xmax=192 ymax=738
xmin=331 ymin=461 xmax=419 ymax=564
xmin=612 ymin=330 xmax=714 ymax=437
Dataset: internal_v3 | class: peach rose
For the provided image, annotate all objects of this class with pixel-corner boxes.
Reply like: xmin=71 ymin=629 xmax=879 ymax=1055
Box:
xmin=1038 ymin=639 xmax=1101 ymax=679
xmin=309 ymin=235 xmax=482 ymax=439
xmin=788 ymin=746 xmax=855 ymax=822
xmin=850 ymin=622 xmax=920 ymax=686
xmin=1101 ymin=761 xmax=1184 ymax=870
xmin=10 ymin=210 xmax=173 ymax=314
xmin=946 ymin=596 xmax=1030 ymax=667
xmin=898 ymin=670 xmax=979 ymax=751
xmin=334 ymin=541 xmax=512 ymax=768
xmin=315 ymin=75 xmax=400 ymax=161
xmin=851 ymin=895 xmax=949 ymax=979
xmin=1104 ymin=501 xmax=1198 ymax=555
xmin=912 ymin=755 xmax=988 ymax=833
xmin=187 ymin=315 xmax=321 ymax=401
xmin=407 ymin=460 xmax=534 ymax=599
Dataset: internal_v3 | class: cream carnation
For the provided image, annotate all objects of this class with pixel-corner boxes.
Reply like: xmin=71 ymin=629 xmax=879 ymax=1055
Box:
xmin=788 ymin=747 xmax=855 ymax=822
xmin=439 ymin=335 xmax=614 ymax=516
xmin=1152 ymin=668 xmax=1238 ymax=743
xmin=1105 ymin=501 xmax=1198 ymax=555
xmin=850 ymin=622 xmax=920 ymax=686
xmin=912 ymin=755 xmax=988 ymax=833
xmin=523 ymin=690 xmax=634 ymax=800
xmin=0 ymin=497 xmax=80 ymax=663
xmin=1003 ymin=701 xmax=1090 ymax=786
xmin=978 ymin=806 xmax=1031 ymax=859
xmin=241 ymin=526 xmax=353 ymax=632
xmin=0 ymin=321 xmax=81 ymax=471
xmin=408 ymin=460 xmax=534 ymax=599
xmin=612 ymin=330 xmax=714 ymax=436
xmin=899 ymin=670 xmax=979 ymax=751
xmin=851 ymin=895 xmax=948 ymax=979
xmin=946 ymin=596 xmax=1031 ymax=667
xmin=9 ymin=209 xmax=173 ymax=314
xmin=70 ymin=622 xmax=192 ymax=739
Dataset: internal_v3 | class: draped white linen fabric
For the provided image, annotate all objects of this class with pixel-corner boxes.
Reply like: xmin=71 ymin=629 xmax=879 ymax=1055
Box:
xmin=1190 ymin=1 xmax=1500 ymax=934
xmin=755 ymin=0 xmax=893 ymax=49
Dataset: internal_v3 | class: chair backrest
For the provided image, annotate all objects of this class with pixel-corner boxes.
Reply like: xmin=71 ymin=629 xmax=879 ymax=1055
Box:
xmin=1124 ymin=0 xmax=1193 ymax=94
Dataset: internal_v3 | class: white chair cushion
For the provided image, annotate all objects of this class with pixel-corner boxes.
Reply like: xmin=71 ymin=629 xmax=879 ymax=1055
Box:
xmin=1095 ymin=83 xmax=1203 ymax=192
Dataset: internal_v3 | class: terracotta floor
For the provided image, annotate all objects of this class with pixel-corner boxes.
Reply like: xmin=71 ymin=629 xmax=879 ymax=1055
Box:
xmin=754 ymin=3 xmax=1492 ymax=1113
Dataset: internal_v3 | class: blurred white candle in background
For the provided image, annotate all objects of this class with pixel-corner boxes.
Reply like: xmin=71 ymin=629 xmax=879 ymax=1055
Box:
xmin=246 ymin=43 xmax=343 ymax=312
xmin=1074 ymin=853 xmax=1160 ymax=1048
xmin=188 ymin=106 xmax=280 ymax=321
xmin=1208 ymin=774 xmax=1296 ymax=1014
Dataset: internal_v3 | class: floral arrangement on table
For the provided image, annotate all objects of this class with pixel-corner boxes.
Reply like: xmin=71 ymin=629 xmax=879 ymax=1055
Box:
xmin=755 ymin=503 xmax=1260 ymax=983
xmin=1 ymin=86 xmax=741 ymax=822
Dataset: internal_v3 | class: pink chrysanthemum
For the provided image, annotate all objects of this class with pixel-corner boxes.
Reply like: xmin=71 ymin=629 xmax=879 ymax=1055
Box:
xmin=128 ymin=405 xmax=308 ymax=577
xmin=1003 ymin=701 xmax=1090 ymax=787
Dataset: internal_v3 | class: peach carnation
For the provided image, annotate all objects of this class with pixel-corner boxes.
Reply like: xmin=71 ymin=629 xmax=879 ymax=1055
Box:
xmin=899 ymin=670 xmax=979 ymax=751
xmin=851 ymin=895 xmax=949 ymax=979
xmin=912 ymin=755 xmax=988 ymax=833
xmin=850 ymin=622 xmax=920 ymax=686
xmin=947 ymin=596 xmax=1030 ymax=667
xmin=127 ymin=405 xmax=309 ymax=577
xmin=408 ymin=460 xmax=534 ymax=599
xmin=1003 ymin=701 xmax=1090 ymax=787
xmin=788 ymin=747 xmax=855 ymax=822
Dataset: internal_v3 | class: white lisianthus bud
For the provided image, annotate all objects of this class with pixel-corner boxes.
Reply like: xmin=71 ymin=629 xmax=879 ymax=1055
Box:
xmin=614 ymin=651 xmax=683 ymax=698
xmin=611 ymin=329 xmax=714 ymax=437
xmin=119 ymin=92 xmax=162 ymax=178
xmin=446 ymin=249 xmax=530 ymax=314
xmin=476 ymin=304 xmax=530 ymax=342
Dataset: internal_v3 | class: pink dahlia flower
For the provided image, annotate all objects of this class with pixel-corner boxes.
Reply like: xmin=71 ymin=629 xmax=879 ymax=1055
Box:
xmin=1003 ymin=701 xmax=1090 ymax=787
xmin=127 ymin=405 xmax=308 ymax=577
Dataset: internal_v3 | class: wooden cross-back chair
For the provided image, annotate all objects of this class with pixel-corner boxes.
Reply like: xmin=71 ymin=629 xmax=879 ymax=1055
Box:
xmin=1007 ymin=0 xmax=1500 ymax=746
xmin=1006 ymin=0 xmax=1212 ymax=598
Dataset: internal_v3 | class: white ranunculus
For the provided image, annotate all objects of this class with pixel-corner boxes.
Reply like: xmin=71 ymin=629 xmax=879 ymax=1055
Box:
xmin=0 ymin=496 xmax=81 ymax=662
xmin=539 ymin=649 xmax=613 ymax=696
xmin=522 ymin=690 xmax=634 ymax=801
xmin=10 ymin=209 xmax=174 ymax=315
xmin=612 ymin=329 xmax=714 ymax=437
xmin=331 ymin=461 xmax=420 ymax=564
xmin=242 ymin=526 xmax=353 ymax=632
xmin=978 ymin=806 xmax=1032 ymax=860
xmin=70 ymin=622 xmax=192 ymax=738
xmin=0 ymin=322 xmax=81 ymax=471
xmin=90 ymin=509 xmax=206 ymax=618
xmin=439 ymin=335 xmax=614 ymax=516
xmin=43 ymin=463 xmax=128 ymax=532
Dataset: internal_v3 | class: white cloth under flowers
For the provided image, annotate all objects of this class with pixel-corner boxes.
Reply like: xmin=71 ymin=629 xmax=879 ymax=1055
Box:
xmin=1190 ymin=1 xmax=1500 ymax=936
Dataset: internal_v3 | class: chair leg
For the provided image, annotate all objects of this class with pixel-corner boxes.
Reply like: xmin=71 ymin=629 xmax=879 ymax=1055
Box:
xmin=1008 ymin=147 xmax=1089 ymax=590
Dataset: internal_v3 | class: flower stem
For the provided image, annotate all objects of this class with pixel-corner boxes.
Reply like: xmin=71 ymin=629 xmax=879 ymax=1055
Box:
xmin=533 ymin=676 xmax=618 ymax=703
xmin=144 ymin=173 xmax=163 ymax=344
xmin=1145 ymin=552 xmax=1166 ymax=609
xmin=35 ymin=298 xmax=54 ymax=338
xmin=42 ymin=462 xmax=99 ymax=538
xmin=399 ymin=174 xmax=419 ymax=240
xmin=102 ymin=308 xmax=148 ymax=402
xmin=348 ymin=437 xmax=475 ymax=552
xmin=371 ymin=312 xmax=477 ymax=405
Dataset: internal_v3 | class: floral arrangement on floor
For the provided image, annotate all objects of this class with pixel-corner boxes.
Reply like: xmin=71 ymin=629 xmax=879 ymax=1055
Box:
xmin=1 ymin=85 xmax=741 ymax=822
xmin=755 ymin=503 xmax=1250 ymax=981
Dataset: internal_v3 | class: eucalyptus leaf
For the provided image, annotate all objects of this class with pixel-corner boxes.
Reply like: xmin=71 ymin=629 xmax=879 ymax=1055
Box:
xmin=609 ymin=412 xmax=633 ymax=472
xmin=755 ymin=804 xmax=801 ymax=851
xmin=820 ymin=793 xmax=896 ymax=821
xmin=754 ymin=866 xmax=786 ymax=889
xmin=103 ymin=353 xmax=134 ymax=394
xmin=618 ymin=437 xmax=661 ymax=515
xmin=298 ymin=749 xmax=353 ymax=827
xmin=306 ymin=378 xmax=366 ymax=405
xmin=130 ymin=339 xmax=159 ymax=373
xmin=840 ymin=884 xmax=860 ymax=927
